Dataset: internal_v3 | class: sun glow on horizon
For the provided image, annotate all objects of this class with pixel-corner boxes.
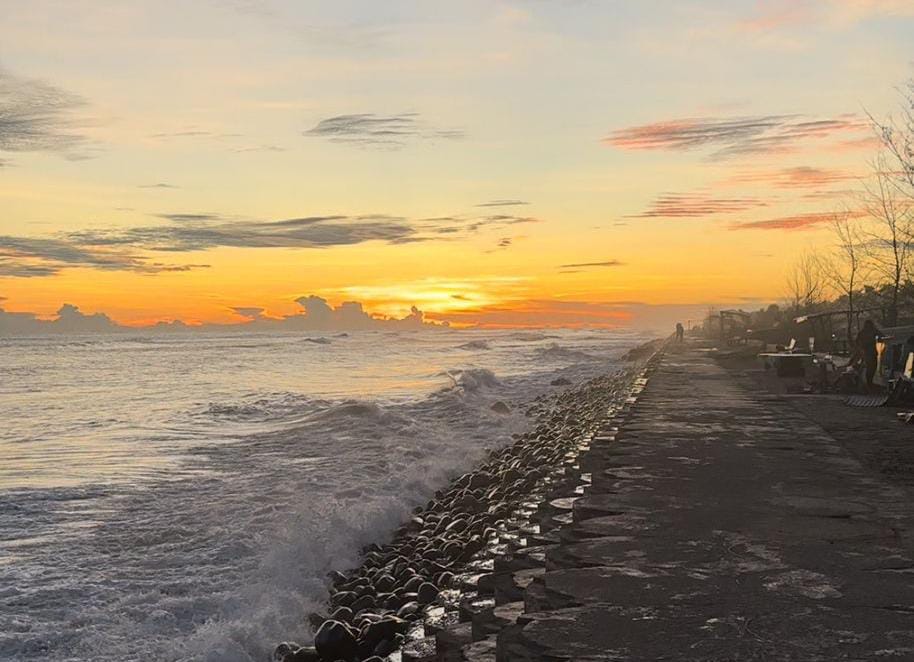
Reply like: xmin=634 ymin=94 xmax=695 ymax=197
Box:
xmin=1 ymin=1 xmax=912 ymax=331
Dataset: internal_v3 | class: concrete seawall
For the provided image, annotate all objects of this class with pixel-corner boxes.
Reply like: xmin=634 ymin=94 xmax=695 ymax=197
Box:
xmin=281 ymin=343 xmax=914 ymax=661
xmin=449 ymin=343 xmax=914 ymax=661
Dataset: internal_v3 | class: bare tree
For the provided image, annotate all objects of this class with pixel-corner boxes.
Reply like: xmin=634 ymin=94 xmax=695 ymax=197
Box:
xmin=861 ymin=154 xmax=913 ymax=326
xmin=820 ymin=211 xmax=868 ymax=342
xmin=870 ymin=77 xmax=914 ymax=199
xmin=784 ymin=250 xmax=823 ymax=316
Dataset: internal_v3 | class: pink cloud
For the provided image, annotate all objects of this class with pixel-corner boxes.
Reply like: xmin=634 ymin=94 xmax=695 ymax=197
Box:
xmin=628 ymin=192 xmax=769 ymax=219
xmin=605 ymin=114 xmax=871 ymax=160
xmin=725 ymin=166 xmax=859 ymax=188
xmin=729 ymin=210 xmax=865 ymax=231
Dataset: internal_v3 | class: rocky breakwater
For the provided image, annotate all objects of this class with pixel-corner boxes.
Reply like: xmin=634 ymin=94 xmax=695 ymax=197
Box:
xmin=273 ymin=342 xmax=664 ymax=662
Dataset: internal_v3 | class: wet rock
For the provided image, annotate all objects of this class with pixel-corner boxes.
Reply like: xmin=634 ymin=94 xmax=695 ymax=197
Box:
xmin=278 ymin=645 xmax=320 ymax=662
xmin=273 ymin=642 xmax=297 ymax=661
xmin=435 ymin=571 xmax=455 ymax=588
xmin=490 ymin=401 xmax=511 ymax=414
xmin=360 ymin=616 xmax=407 ymax=650
xmin=330 ymin=591 xmax=357 ymax=608
xmin=329 ymin=606 xmax=353 ymax=623
xmin=551 ymin=377 xmax=572 ymax=386
xmin=396 ymin=600 xmax=421 ymax=619
xmin=417 ymin=582 xmax=439 ymax=604
xmin=313 ymin=620 xmax=359 ymax=662
xmin=307 ymin=612 xmax=327 ymax=631
xmin=350 ymin=594 xmax=375 ymax=613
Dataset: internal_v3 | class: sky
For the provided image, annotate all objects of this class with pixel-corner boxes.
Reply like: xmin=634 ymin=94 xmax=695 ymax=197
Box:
xmin=1 ymin=0 xmax=913 ymax=330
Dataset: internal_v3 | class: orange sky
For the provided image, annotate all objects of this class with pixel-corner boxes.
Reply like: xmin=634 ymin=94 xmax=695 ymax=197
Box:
xmin=1 ymin=1 xmax=912 ymax=329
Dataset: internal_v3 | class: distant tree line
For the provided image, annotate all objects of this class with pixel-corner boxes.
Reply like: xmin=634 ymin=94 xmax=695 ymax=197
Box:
xmin=706 ymin=77 xmax=914 ymax=344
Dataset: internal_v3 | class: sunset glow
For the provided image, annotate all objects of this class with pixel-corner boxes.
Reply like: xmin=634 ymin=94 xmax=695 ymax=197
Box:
xmin=2 ymin=1 xmax=913 ymax=329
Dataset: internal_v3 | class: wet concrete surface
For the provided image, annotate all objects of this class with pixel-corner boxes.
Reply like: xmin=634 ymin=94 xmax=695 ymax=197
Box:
xmin=500 ymin=346 xmax=914 ymax=661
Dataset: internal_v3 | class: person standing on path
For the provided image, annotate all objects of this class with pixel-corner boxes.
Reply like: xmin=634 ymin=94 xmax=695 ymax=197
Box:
xmin=852 ymin=319 xmax=881 ymax=391
xmin=675 ymin=322 xmax=685 ymax=342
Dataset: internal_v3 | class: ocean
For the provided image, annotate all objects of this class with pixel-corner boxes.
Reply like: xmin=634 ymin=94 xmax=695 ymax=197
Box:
xmin=0 ymin=328 xmax=645 ymax=661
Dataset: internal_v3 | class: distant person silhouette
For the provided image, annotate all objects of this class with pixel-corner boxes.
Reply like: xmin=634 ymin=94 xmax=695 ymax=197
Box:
xmin=852 ymin=319 xmax=881 ymax=390
xmin=675 ymin=322 xmax=684 ymax=342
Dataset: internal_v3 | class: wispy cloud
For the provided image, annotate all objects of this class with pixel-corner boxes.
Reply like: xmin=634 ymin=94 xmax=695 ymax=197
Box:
xmin=605 ymin=114 xmax=869 ymax=160
xmin=149 ymin=129 xmax=242 ymax=141
xmin=0 ymin=235 xmax=209 ymax=277
xmin=1 ymin=206 xmax=546 ymax=279
xmin=0 ymin=66 xmax=90 ymax=159
xmin=558 ymin=260 xmax=625 ymax=269
xmin=71 ymin=215 xmax=422 ymax=252
xmin=737 ymin=0 xmax=914 ymax=32
xmin=475 ymin=199 xmax=529 ymax=208
xmin=305 ymin=113 xmax=464 ymax=148
xmin=629 ymin=192 xmax=769 ymax=218
xmin=138 ymin=183 xmax=180 ymax=189
xmin=728 ymin=210 xmax=866 ymax=231
xmin=724 ymin=166 xmax=859 ymax=188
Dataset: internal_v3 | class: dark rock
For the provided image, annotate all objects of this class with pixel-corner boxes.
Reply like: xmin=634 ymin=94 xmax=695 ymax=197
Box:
xmin=435 ymin=571 xmax=455 ymax=588
xmin=417 ymin=582 xmax=439 ymax=604
xmin=491 ymin=401 xmax=511 ymax=414
xmin=330 ymin=591 xmax=357 ymax=608
xmin=350 ymin=594 xmax=375 ymax=613
xmin=307 ymin=612 xmax=327 ymax=632
xmin=273 ymin=642 xmax=296 ymax=661
xmin=329 ymin=606 xmax=353 ymax=623
xmin=360 ymin=616 xmax=407 ymax=649
xmin=283 ymin=645 xmax=320 ymax=662
xmin=551 ymin=377 xmax=572 ymax=386
xmin=396 ymin=601 xmax=421 ymax=619
xmin=314 ymin=620 xmax=359 ymax=662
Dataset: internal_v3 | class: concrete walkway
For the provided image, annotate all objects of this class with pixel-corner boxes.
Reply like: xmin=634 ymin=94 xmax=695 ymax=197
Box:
xmin=498 ymin=347 xmax=914 ymax=661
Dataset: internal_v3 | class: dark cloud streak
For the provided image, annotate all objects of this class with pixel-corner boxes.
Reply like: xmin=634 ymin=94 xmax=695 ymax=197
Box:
xmin=0 ymin=66 xmax=89 ymax=159
xmin=558 ymin=260 xmax=625 ymax=269
xmin=606 ymin=114 xmax=869 ymax=160
xmin=628 ymin=192 xmax=768 ymax=218
xmin=305 ymin=113 xmax=464 ymax=148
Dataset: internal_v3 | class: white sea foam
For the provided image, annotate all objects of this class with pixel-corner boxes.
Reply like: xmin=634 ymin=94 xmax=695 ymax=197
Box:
xmin=0 ymin=329 xmax=645 ymax=661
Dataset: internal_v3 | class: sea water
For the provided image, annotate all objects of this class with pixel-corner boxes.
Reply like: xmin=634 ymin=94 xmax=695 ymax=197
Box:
xmin=0 ymin=328 xmax=645 ymax=661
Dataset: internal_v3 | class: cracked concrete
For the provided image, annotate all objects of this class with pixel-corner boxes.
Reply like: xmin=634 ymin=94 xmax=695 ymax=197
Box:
xmin=498 ymin=347 xmax=914 ymax=661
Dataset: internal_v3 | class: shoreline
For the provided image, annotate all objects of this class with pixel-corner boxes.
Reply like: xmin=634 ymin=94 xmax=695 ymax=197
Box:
xmin=273 ymin=339 xmax=665 ymax=662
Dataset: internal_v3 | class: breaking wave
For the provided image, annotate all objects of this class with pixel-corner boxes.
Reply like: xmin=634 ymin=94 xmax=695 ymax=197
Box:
xmin=0 ymin=329 xmax=644 ymax=662
xmin=536 ymin=342 xmax=597 ymax=362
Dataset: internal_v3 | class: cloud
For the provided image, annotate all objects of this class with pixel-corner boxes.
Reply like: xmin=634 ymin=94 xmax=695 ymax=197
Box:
xmin=475 ymin=200 xmax=529 ymax=208
xmin=157 ymin=213 xmax=226 ymax=223
xmin=149 ymin=129 xmax=242 ymax=140
xmin=0 ymin=66 xmax=89 ymax=159
xmin=558 ymin=260 xmax=625 ymax=269
xmin=71 ymin=215 xmax=422 ymax=252
xmin=304 ymin=113 xmax=464 ymax=148
xmin=1 ymin=208 xmax=548 ymax=279
xmin=0 ymin=234 xmax=207 ymax=277
xmin=0 ymin=296 xmax=442 ymax=335
xmin=605 ymin=114 xmax=870 ymax=160
xmin=231 ymin=306 xmax=266 ymax=320
xmin=426 ymin=299 xmax=728 ymax=331
xmin=232 ymin=144 xmax=286 ymax=153
xmin=737 ymin=0 xmax=914 ymax=32
xmin=728 ymin=210 xmax=865 ymax=231
xmin=138 ymin=183 xmax=180 ymax=189
xmin=0 ymin=303 xmax=118 ymax=335
xmin=628 ymin=192 xmax=769 ymax=218
xmin=421 ymin=213 xmax=543 ymax=236
xmin=724 ymin=166 xmax=858 ymax=189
